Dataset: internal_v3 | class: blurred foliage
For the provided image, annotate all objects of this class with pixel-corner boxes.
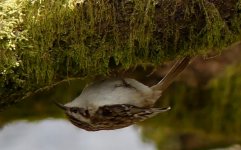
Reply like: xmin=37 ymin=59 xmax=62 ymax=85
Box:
xmin=140 ymin=64 xmax=241 ymax=150
xmin=0 ymin=63 xmax=241 ymax=149
xmin=0 ymin=78 xmax=87 ymax=125
xmin=0 ymin=0 xmax=241 ymax=107
xmin=0 ymin=0 xmax=241 ymax=147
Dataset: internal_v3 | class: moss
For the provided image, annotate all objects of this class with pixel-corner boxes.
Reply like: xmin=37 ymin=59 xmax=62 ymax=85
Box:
xmin=0 ymin=0 xmax=241 ymax=107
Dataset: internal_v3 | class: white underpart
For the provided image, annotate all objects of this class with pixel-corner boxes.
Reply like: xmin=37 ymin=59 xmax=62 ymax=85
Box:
xmin=65 ymin=78 xmax=162 ymax=113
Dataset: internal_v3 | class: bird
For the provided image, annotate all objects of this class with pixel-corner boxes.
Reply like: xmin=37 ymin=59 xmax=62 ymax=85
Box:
xmin=55 ymin=56 xmax=191 ymax=131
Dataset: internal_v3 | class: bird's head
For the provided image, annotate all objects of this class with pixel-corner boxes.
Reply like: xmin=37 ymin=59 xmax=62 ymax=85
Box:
xmin=54 ymin=101 xmax=92 ymax=129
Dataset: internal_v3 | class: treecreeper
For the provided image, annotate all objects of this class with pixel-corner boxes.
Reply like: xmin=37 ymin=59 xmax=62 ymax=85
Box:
xmin=55 ymin=56 xmax=191 ymax=131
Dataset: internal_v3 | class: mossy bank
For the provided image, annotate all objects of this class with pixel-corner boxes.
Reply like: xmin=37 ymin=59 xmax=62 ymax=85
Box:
xmin=0 ymin=0 xmax=241 ymax=109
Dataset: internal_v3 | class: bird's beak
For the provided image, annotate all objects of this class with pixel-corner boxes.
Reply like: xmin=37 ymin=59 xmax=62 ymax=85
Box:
xmin=53 ymin=101 xmax=68 ymax=111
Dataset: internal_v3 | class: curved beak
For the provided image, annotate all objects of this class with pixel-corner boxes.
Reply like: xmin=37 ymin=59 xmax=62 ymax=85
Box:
xmin=53 ymin=101 xmax=68 ymax=111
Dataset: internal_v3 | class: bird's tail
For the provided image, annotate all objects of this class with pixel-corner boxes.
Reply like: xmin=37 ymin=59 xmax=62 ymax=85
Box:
xmin=151 ymin=56 xmax=191 ymax=91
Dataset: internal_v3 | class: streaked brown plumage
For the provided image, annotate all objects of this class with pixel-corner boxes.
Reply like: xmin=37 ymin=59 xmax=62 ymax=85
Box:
xmin=55 ymin=56 xmax=191 ymax=131
xmin=62 ymin=104 xmax=170 ymax=131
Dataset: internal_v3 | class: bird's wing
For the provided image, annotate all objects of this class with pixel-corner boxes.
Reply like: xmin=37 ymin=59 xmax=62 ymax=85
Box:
xmin=94 ymin=104 xmax=171 ymax=122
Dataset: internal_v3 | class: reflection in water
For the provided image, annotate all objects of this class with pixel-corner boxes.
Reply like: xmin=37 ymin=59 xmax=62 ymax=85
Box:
xmin=1 ymin=61 xmax=241 ymax=150
xmin=0 ymin=119 xmax=156 ymax=150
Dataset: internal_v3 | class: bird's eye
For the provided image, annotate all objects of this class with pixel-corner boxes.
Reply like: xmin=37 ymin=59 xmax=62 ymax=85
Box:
xmin=70 ymin=108 xmax=78 ymax=113
xmin=84 ymin=110 xmax=90 ymax=117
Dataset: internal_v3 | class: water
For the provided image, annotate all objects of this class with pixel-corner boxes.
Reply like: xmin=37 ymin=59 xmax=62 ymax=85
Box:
xmin=0 ymin=78 xmax=241 ymax=150
xmin=0 ymin=120 xmax=155 ymax=150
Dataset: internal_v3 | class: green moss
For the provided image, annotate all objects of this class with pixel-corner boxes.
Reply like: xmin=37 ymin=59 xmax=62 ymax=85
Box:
xmin=0 ymin=0 xmax=241 ymax=106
